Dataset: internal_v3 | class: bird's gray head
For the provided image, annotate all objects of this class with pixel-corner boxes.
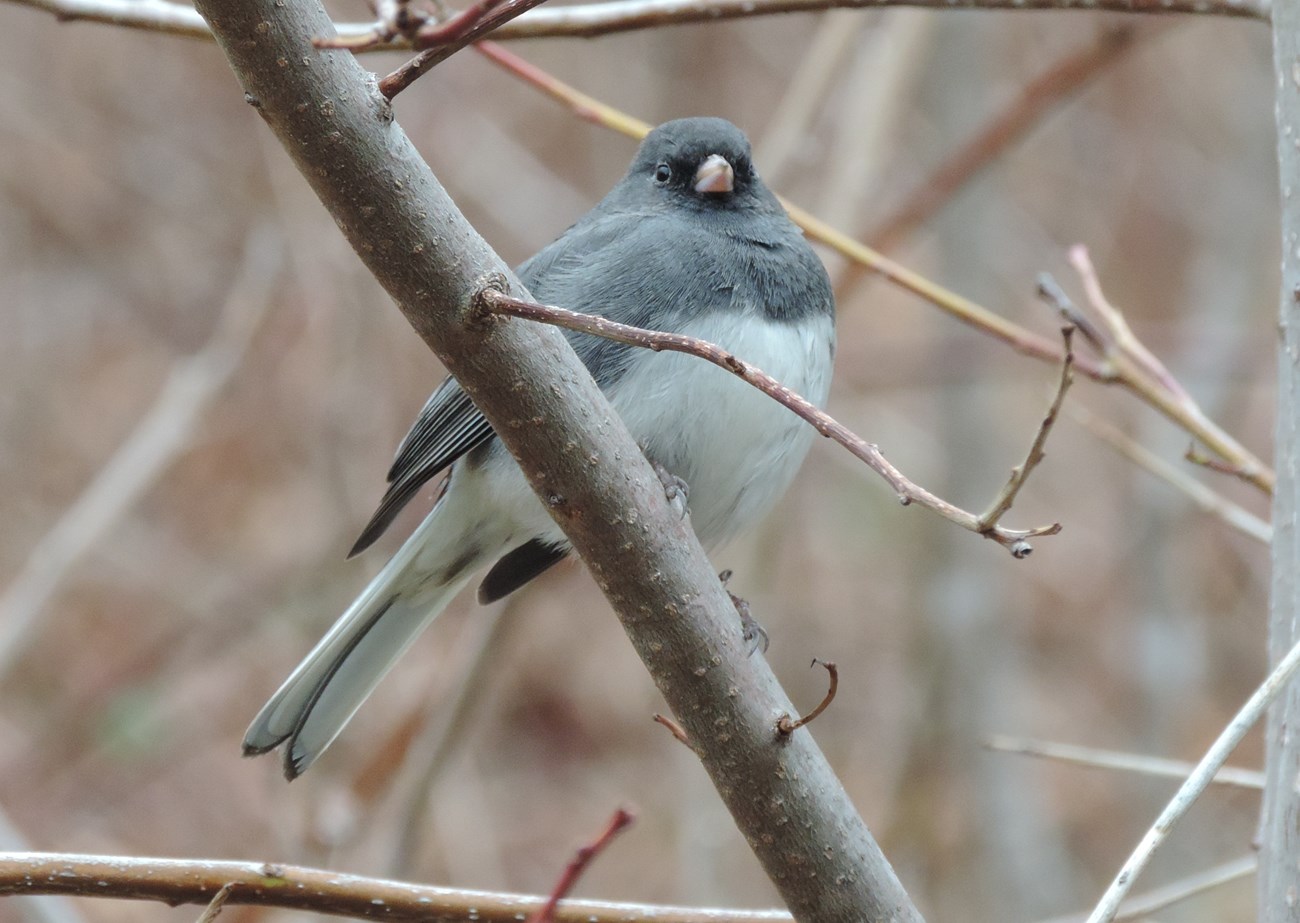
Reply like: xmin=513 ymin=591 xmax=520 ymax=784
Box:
xmin=622 ymin=117 xmax=777 ymax=213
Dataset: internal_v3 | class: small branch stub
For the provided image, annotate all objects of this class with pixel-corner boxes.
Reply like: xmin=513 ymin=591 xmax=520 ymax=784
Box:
xmin=777 ymin=659 xmax=838 ymax=736
xmin=652 ymin=713 xmax=693 ymax=747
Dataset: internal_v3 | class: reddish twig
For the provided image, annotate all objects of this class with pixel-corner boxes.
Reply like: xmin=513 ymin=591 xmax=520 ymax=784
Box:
xmin=527 ymin=809 xmax=637 ymax=923
xmin=1185 ymin=444 xmax=1259 ymax=485
xmin=1037 ymin=248 xmax=1273 ymax=494
xmin=776 ymin=660 xmax=838 ymax=735
xmin=653 ymin=713 xmax=693 ymax=747
xmin=378 ymin=0 xmax=553 ymax=97
xmin=480 ymin=288 xmax=1062 ymax=557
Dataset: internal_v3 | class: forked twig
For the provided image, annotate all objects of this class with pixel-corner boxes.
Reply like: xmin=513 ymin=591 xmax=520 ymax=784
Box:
xmin=1084 ymin=632 xmax=1300 ymax=923
xmin=480 ymin=289 xmax=1063 ymax=557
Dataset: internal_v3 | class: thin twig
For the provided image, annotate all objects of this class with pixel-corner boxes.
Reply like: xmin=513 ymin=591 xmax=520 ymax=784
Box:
xmin=1185 ymin=443 xmax=1263 ymax=486
xmin=976 ymin=326 xmax=1074 ymax=539
xmin=653 ymin=713 xmax=693 ymax=747
xmin=1084 ymin=631 xmax=1300 ymax=923
xmin=1072 ymin=407 xmax=1271 ymax=545
xmin=1069 ymin=245 xmax=1191 ymax=403
xmin=0 ymin=852 xmax=794 ymax=922
xmin=5 ymin=0 xmax=1271 ymax=48
xmin=312 ymin=0 xmax=428 ymax=49
xmin=776 ymin=660 xmax=839 ymax=735
xmin=1039 ymin=856 xmax=1256 ymax=923
xmin=194 ymin=885 xmax=234 ymax=923
xmin=480 ymin=289 xmax=1062 ymax=557
xmin=1071 ymin=246 xmax=1271 ymax=492
xmin=527 ymin=809 xmax=636 ymax=923
xmin=1037 ymin=262 xmax=1272 ymax=494
xmin=986 ymin=735 xmax=1266 ymax=790
xmin=1038 ymin=273 xmax=1109 ymax=356
xmin=1109 ymin=855 xmax=1255 ymax=921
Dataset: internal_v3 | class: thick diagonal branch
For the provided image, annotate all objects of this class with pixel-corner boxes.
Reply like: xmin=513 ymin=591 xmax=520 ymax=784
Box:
xmin=190 ymin=2 xmax=920 ymax=921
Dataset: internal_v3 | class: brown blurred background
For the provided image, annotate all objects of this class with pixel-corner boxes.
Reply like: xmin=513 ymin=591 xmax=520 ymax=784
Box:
xmin=0 ymin=7 xmax=1278 ymax=922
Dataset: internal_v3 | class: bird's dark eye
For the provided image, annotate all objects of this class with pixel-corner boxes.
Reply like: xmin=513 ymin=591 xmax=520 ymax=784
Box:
xmin=654 ymin=163 xmax=672 ymax=184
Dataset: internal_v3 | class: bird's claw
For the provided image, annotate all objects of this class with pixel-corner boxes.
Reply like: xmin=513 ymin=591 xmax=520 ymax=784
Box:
xmin=653 ymin=462 xmax=690 ymax=520
xmin=719 ymin=571 xmax=768 ymax=656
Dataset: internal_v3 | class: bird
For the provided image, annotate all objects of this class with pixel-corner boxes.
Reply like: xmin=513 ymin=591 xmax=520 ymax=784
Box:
xmin=243 ymin=117 xmax=836 ymax=779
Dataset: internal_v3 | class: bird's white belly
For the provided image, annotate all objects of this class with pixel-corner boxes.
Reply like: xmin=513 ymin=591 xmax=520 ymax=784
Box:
xmin=610 ymin=311 xmax=834 ymax=547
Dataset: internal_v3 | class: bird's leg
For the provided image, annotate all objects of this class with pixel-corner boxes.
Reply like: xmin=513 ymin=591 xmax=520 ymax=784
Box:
xmin=718 ymin=569 xmax=769 ymax=656
xmin=651 ymin=460 xmax=690 ymax=520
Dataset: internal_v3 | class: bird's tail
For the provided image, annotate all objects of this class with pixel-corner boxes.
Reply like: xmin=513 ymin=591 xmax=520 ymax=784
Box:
xmin=243 ymin=504 xmax=486 ymax=779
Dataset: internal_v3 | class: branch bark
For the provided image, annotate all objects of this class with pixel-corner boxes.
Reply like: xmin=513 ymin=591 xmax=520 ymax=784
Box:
xmin=1260 ymin=0 xmax=1300 ymax=913
xmin=0 ymin=851 xmax=793 ymax=922
xmin=189 ymin=3 xmax=919 ymax=921
xmin=5 ymin=0 xmax=1271 ymax=48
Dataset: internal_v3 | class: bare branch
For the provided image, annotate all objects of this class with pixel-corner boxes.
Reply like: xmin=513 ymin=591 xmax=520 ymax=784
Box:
xmin=986 ymin=735 xmax=1266 ymax=790
xmin=1084 ymin=631 xmax=1300 ymax=923
xmin=976 ymin=326 xmax=1074 ymax=541
xmin=1039 ymin=856 xmax=1256 ymax=923
xmin=482 ymin=289 xmax=1062 ymax=557
xmin=1039 ymin=263 xmax=1272 ymax=494
xmin=5 ymin=0 xmax=1270 ymax=48
xmin=0 ymin=852 xmax=794 ymax=922
xmin=1072 ymin=407 xmax=1271 ymax=545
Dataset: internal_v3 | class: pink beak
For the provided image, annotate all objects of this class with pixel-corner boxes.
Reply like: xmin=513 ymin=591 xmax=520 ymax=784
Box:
xmin=693 ymin=154 xmax=734 ymax=195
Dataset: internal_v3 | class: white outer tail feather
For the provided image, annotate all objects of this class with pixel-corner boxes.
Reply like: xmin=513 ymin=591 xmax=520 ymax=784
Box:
xmin=242 ymin=504 xmax=485 ymax=779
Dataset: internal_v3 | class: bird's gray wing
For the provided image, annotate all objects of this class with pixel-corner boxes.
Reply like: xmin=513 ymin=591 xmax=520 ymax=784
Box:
xmin=348 ymin=375 xmax=494 ymax=557
xmin=350 ymin=212 xmax=733 ymax=568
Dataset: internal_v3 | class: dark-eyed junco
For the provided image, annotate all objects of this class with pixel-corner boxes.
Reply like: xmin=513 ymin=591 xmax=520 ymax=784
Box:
xmin=243 ymin=117 xmax=836 ymax=778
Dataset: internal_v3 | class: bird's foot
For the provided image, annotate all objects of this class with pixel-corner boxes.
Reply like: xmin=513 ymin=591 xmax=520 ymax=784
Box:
xmin=653 ymin=462 xmax=690 ymax=520
xmin=718 ymin=569 xmax=768 ymax=656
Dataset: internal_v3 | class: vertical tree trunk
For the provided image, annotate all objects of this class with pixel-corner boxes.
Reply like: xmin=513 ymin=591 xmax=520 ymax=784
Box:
xmin=1261 ymin=8 xmax=1300 ymax=918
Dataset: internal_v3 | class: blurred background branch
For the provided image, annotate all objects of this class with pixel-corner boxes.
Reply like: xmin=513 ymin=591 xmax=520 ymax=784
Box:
xmin=0 ymin=0 xmax=1278 ymax=920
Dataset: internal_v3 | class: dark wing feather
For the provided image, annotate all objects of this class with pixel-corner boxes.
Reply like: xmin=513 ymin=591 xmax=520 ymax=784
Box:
xmin=349 ymin=376 xmax=494 ymax=557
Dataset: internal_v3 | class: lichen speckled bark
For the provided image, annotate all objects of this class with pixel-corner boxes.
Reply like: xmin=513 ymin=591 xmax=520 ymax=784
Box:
xmin=191 ymin=4 xmax=921 ymax=921
xmin=1262 ymin=4 xmax=1300 ymax=918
